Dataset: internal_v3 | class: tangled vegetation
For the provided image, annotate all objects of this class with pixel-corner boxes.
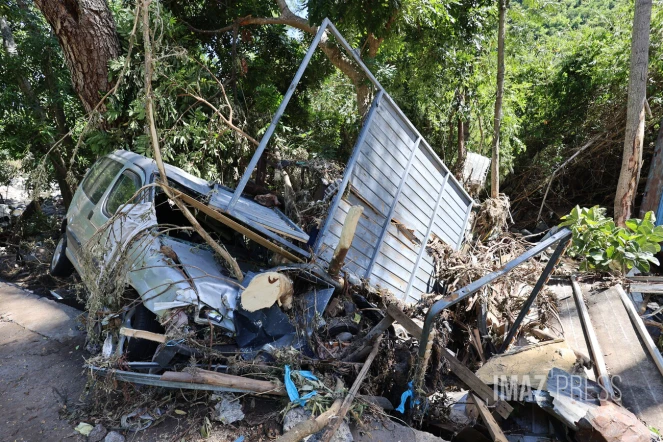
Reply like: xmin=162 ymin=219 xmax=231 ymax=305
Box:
xmin=561 ymin=206 xmax=663 ymax=273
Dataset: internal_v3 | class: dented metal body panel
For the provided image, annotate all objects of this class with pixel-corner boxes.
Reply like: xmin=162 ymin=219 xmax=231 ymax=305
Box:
xmin=63 ymin=151 xmax=241 ymax=331
xmin=126 ymin=234 xmax=239 ymax=332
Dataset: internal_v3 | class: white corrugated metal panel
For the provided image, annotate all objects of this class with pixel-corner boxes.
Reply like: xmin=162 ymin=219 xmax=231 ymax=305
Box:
xmin=316 ymin=92 xmax=473 ymax=303
xmin=463 ymin=152 xmax=491 ymax=187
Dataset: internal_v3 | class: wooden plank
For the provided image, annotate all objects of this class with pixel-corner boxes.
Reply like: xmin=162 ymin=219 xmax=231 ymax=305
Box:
xmin=320 ymin=336 xmax=383 ymax=442
xmin=470 ymin=394 xmax=508 ymax=442
xmin=439 ymin=349 xmax=513 ymax=419
xmin=616 ymin=285 xmax=663 ymax=378
xmin=570 ymin=276 xmax=616 ymax=399
xmin=385 ymin=304 xmax=513 ymax=419
xmin=166 ymin=186 xmax=303 ymax=263
xmin=585 ymin=285 xmax=663 ymax=429
xmin=120 ymin=327 xmax=166 ymax=343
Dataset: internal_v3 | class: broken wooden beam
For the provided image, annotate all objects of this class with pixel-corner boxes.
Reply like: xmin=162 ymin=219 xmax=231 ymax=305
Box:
xmin=320 ymin=336 xmax=382 ymax=442
xmin=343 ymin=315 xmax=394 ymax=362
xmin=167 ymin=185 xmax=303 ymax=263
xmin=161 ymin=369 xmax=287 ymax=396
xmin=120 ymin=327 xmax=166 ymax=343
xmin=470 ymin=394 xmax=508 ymax=442
xmin=440 ymin=349 xmax=513 ymax=419
xmin=275 ymin=379 xmax=344 ymax=442
xmin=328 ymin=206 xmax=363 ymax=278
xmin=386 ymin=303 xmax=512 ymax=419
xmin=241 ymin=272 xmax=294 ymax=311
xmin=616 ymin=284 xmax=663 ymax=378
xmin=570 ymin=275 xmax=616 ymax=400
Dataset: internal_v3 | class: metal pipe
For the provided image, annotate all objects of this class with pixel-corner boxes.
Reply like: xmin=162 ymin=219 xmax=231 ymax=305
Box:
xmin=417 ymin=228 xmax=572 ymax=363
xmin=499 ymin=237 xmax=570 ymax=352
xmin=227 ymin=18 xmax=331 ymax=211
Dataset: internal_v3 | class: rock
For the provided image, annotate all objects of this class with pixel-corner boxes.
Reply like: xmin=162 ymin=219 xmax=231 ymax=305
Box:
xmin=212 ymin=394 xmax=244 ymax=424
xmin=350 ymin=417 xmax=448 ymax=441
xmin=104 ymin=431 xmax=125 ymax=442
xmin=88 ymin=424 xmax=108 ymax=442
xmin=335 ymin=332 xmax=353 ymax=342
xmin=283 ymin=408 xmax=353 ymax=442
xmin=11 ymin=207 xmax=23 ymax=218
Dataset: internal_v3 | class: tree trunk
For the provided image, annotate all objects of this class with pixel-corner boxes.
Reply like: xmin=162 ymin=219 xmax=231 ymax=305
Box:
xmin=455 ymin=91 xmax=467 ymax=180
xmin=33 ymin=0 xmax=121 ymax=114
xmin=614 ymin=0 xmax=652 ymax=226
xmin=491 ymin=0 xmax=506 ymax=199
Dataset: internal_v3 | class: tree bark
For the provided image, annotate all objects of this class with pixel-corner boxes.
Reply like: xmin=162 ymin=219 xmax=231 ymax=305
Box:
xmin=491 ymin=0 xmax=506 ymax=199
xmin=186 ymin=0 xmax=378 ymax=115
xmin=614 ymin=0 xmax=652 ymax=226
xmin=33 ymin=0 xmax=121 ymax=114
xmin=455 ymin=91 xmax=467 ymax=180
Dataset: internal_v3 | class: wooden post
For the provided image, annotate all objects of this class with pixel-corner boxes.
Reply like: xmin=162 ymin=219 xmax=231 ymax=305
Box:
xmin=161 ymin=370 xmax=286 ymax=396
xmin=386 ymin=303 xmax=512 ymax=419
xmin=471 ymin=394 xmax=508 ymax=442
xmin=328 ymin=206 xmax=363 ymax=278
xmin=320 ymin=336 xmax=382 ymax=442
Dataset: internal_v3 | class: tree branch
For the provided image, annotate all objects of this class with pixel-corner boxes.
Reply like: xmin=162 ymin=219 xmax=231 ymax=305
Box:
xmin=143 ymin=0 xmax=243 ymax=281
xmin=183 ymin=0 xmax=369 ymax=107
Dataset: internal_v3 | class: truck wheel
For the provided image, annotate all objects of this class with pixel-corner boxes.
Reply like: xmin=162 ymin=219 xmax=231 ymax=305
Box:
xmin=126 ymin=303 xmax=164 ymax=361
xmin=50 ymin=235 xmax=74 ymax=277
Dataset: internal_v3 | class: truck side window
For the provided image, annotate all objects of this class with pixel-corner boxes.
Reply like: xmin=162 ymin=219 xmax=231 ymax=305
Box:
xmin=105 ymin=170 xmax=142 ymax=215
xmin=82 ymin=158 xmax=123 ymax=204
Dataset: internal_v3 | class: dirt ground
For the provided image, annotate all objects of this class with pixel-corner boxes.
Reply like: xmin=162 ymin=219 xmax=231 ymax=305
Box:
xmin=0 ymin=281 xmax=291 ymax=442
xmin=0 ymin=282 xmax=88 ymax=442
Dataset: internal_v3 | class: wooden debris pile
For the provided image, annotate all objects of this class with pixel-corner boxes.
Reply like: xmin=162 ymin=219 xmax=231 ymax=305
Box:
xmin=76 ymin=189 xmax=659 ymax=442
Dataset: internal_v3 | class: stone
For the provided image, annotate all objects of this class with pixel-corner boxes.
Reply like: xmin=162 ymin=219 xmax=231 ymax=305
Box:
xmin=350 ymin=417 xmax=449 ymax=442
xmin=283 ymin=408 xmax=353 ymax=442
xmin=104 ymin=431 xmax=126 ymax=442
xmin=212 ymin=394 xmax=244 ymax=425
xmin=88 ymin=424 xmax=108 ymax=442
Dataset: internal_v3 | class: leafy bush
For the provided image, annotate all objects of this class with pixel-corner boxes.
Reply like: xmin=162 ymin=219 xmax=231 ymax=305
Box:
xmin=560 ymin=206 xmax=663 ymax=273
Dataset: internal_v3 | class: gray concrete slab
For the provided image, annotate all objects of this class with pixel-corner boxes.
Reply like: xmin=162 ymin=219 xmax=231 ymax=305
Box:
xmin=0 ymin=282 xmax=82 ymax=343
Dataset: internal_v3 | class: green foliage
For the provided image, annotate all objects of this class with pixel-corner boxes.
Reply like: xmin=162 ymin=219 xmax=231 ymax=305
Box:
xmin=560 ymin=206 xmax=663 ymax=274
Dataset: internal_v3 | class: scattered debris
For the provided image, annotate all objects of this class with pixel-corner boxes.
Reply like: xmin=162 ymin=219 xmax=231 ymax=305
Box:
xmin=212 ymin=394 xmax=245 ymax=425
xmin=25 ymin=21 xmax=663 ymax=442
xmin=74 ymin=422 xmax=94 ymax=436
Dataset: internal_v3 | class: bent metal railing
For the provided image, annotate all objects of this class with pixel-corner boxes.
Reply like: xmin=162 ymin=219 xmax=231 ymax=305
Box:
xmin=416 ymin=228 xmax=572 ymax=386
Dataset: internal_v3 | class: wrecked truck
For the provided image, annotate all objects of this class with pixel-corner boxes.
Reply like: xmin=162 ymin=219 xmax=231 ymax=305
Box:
xmin=50 ymin=19 xmax=477 ymax=363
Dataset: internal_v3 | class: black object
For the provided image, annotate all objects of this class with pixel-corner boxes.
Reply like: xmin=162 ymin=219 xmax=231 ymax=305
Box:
xmin=50 ymin=235 xmax=74 ymax=277
xmin=233 ymin=303 xmax=296 ymax=349
xmin=351 ymin=293 xmax=384 ymax=324
xmin=127 ymin=303 xmax=164 ymax=361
